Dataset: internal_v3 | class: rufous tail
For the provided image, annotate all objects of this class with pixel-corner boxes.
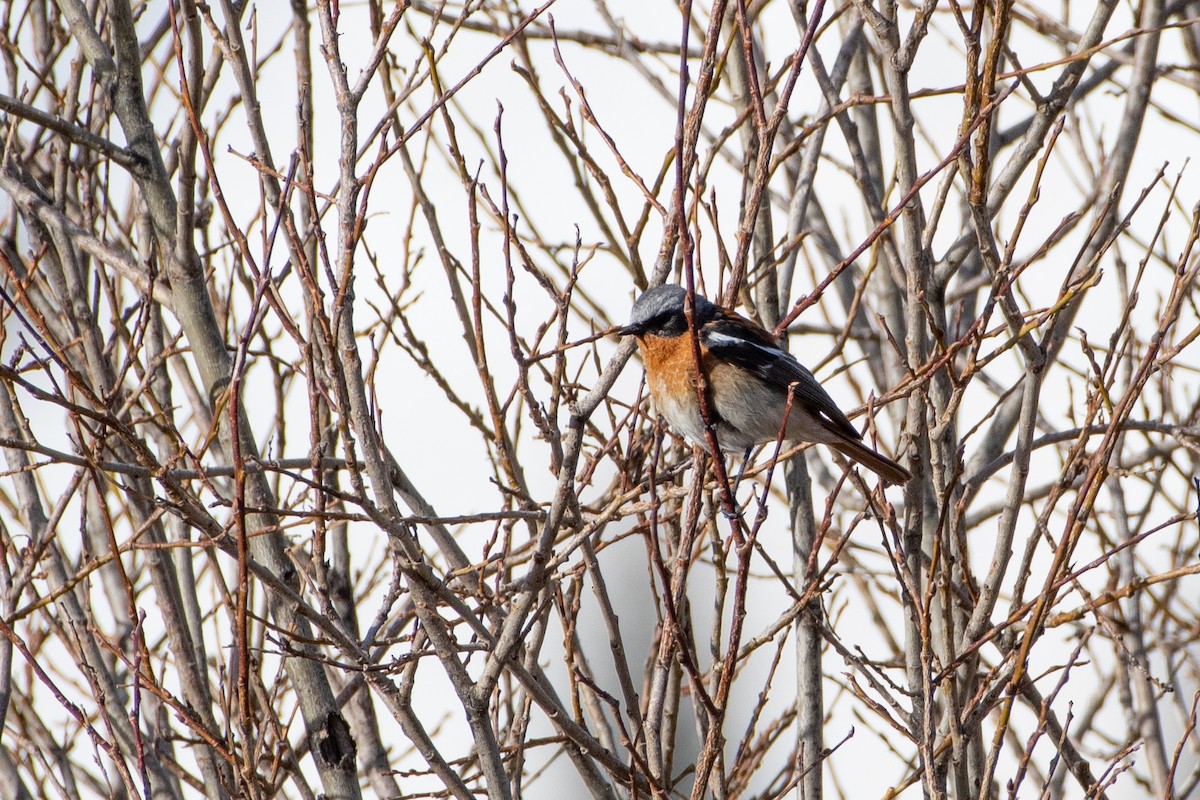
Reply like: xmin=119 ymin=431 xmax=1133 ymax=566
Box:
xmin=830 ymin=437 xmax=911 ymax=485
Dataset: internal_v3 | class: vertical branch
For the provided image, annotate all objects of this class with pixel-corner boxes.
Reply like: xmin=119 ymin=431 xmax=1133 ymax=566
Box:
xmin=789 ymin=460 xmax=823 ymax=800
xmin=852 ymin=2 xmax=940 ymax=794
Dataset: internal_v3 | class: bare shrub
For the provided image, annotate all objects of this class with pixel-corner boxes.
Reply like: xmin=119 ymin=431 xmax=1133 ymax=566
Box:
xmin=0 ymin=1 xmax=1197 ymax=798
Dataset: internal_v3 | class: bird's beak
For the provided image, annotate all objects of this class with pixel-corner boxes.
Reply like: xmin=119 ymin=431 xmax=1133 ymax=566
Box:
xmin=617 ymin=323 xmax=643 ymax=337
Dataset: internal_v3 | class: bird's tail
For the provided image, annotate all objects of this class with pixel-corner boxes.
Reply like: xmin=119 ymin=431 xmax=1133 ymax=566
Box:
xmin=830 ymin=437 xmax=911 ymax=485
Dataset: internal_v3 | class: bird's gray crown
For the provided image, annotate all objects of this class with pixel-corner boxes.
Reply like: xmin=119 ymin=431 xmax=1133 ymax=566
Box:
xmin=627 ymin=284 xmax=716 ymax=332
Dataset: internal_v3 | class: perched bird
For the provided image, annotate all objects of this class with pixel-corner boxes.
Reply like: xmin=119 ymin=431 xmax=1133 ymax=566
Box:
xmin=620 ymin=284 xmax=910 ymax=485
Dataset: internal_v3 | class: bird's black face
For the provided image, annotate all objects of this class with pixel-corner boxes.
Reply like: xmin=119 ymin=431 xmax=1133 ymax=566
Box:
xmin=620 ymin=284 xmax=715 ymax=338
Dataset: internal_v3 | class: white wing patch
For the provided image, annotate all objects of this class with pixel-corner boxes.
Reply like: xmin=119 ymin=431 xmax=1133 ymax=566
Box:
xmin=704 ymin=331 xmax=788 ymax=360
xmin=704 ymin=331 xmax=815 ymax=379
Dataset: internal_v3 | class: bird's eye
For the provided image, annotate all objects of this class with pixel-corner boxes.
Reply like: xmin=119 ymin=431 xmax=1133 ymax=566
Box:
xmin=655 ymin=311 xmax=688 ymax=334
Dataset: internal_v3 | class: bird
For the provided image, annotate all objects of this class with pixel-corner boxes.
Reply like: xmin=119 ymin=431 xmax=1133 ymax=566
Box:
xmin=620 ymin=283 xmax=910 ymax=485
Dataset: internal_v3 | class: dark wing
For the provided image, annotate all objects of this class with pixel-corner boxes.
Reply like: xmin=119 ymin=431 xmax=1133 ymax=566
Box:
xmin=702 ymin=314 xmax=862 ymax=441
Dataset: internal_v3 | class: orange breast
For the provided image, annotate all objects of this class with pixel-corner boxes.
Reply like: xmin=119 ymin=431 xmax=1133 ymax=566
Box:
xmin=638 ymin=334 xmax=698 ymax=398
xmin=635 ymin=333 xmax=716 ymax=445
